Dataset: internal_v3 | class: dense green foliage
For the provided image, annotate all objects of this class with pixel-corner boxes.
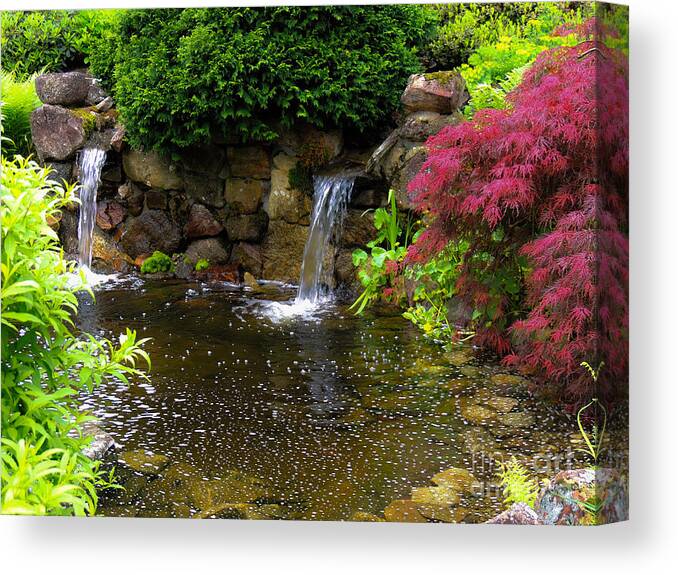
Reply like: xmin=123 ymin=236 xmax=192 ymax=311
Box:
xmin=100 ymin=6 xmax=435 ymax=154
xmin=0 ymin=10 xmax=121 ymax=80
xmin=140 ymin=251 xmax=173 ymax=274
xmin=1 ymin=157 xmax=149 ymax=515
xmin=0 ymin=69 xmax=41 ymax=157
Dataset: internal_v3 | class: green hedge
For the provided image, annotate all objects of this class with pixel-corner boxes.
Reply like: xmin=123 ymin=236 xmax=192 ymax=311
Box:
xmin=101 ymin=6 xmax=435 ymax=154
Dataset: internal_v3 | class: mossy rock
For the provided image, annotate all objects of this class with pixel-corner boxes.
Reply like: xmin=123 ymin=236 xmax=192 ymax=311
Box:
xmin=431 ymin=467 xmax=478 ymax=494
xmin=416 ymin=504 xmax=468 ymax=523
xmin=383 ymin=499 xmax=427 ymax=523
xmin=486 ymin=396 xmax=520 ymax=413
xmin=351 ymin=511 xmax=385 ymax=522
xmin=119 ymin=449 xmax=170 ymax=475
xmin=498 ymin=411 xmax=535 ymax=428
xmin=411 ymin=485 xmax=460 ymax=506
xmin=460 ymin=401 xmax=497 ymax=425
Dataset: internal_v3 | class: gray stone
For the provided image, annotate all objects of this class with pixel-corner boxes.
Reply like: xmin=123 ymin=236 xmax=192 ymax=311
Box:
xmin=266 ymin=186 xmax=312 ymax=224
xmin=31 ymin=105 xmax=87 ymax=161
xmin=180 ymin=144 xmax=227 ymax=176
xmin=123 ymin=149 xmax=183 ymax=190
xmin=80 ymin=422 xmax=115 ymax=461
xmin=110 ymin=124 xmax=126 ymax=153
xmin=85 ymin=81 xmax=108 ymax=106
xmin=486 ymin=503 xmax=542 ymax=525
xmin=225 ymin=212 xmax=268 ymax=242
xmin=120 ymin=209 xmax=182 ymax=258
xmin=35 ymin=71 xmax=93 ymax=106
xmin=44 ymin=161 xmax=73 ymax=184
xmin=184 ymin=237 xmax=230 ymax=265
xmin=117 ymin=181 xmax=144 ymax=216
xmin=401 ymin=71 xmax=469 ymax=114
xmin=224 ymin=178 xmax=267 ymax=214
xmin=261 ymin=220 xmax=309 ymax=282
xmin=339 ymin=210 xmax=375 ymax=247
xmin=227 ymin=145 xmax=270 ymax=179
xmin=94 ymin=96 xmax=114 ymax=113
xmin=183 ymin=170 xmax=225 ymax=208
xmin=230 ymin=242 xmax=263 ymax=276
xmin=399 ymin=110 xmax=463 ymax=141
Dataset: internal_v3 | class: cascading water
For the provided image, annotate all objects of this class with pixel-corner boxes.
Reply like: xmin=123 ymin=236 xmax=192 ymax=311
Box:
xmin=77 ymin=147 xmax=107 ymax=270
xmin=296 ymin=175 xmax=355 ymax=304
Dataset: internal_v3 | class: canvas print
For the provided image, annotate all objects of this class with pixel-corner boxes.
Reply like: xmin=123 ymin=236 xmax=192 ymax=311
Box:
xmin=0 ymin=2 xmax=628 ymax=524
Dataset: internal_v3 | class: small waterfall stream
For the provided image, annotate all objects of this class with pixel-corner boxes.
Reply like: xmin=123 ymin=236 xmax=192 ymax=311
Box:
xmin=296 ymin=175 xmax=355 ymax=304
xmin=77 ymin=147 xmax=107 ymax=269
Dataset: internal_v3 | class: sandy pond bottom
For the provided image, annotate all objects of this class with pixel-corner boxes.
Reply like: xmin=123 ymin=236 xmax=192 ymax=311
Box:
xmin=78 ymin=278 xmax=584 ymax=522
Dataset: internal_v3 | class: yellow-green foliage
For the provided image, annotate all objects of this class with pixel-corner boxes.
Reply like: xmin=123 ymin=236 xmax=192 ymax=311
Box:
xmin=1 ymin=156 xmax=150 ymax=515
xmin=0 ymin=69 xmax=41 ymax=158
xmin=497 ymin=457 xmax=540 ymax=508
xmin=140 ymin=251 xmax=173 ymax=274
xmin=194 ymin=258 xmax=209 ymax=272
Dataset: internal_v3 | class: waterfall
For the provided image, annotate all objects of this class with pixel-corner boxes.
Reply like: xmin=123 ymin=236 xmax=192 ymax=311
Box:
xmin=76 ymin=147 xmax=107 ymax=269
xmin=296 ymin=175 xmax=355 ymax=304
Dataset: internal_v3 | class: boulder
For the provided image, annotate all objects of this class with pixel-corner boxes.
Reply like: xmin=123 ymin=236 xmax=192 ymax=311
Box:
xmin=31 ymin=105 xmax=88 ymax=161
xmin=92 ymin=228 xmax=134 ymax=272
xmin=498 ymin=411 xmax=535 ymax=428
xmin=383 ymin=499 xmax=427 ymax=523
xmin=180 ymin=144 xmax=227 ymax=176
xmin=350 ymin=188 xmax=385 ymax=208
xmin=145 ymin=189 xmax=167 ymax=210
xmin=535 ymin=468 xmax=628 ymax=525
xmin=120 ymin=210 xmax=182 ymax=259
xmin=110 ymin=124 xmax=126 ymax=153
xmin=431 ymin=467 xmax=478 ymax=494
xmin=184 ymin=237 xmax=230 ymax=265
xmin=486 ymin=503 xmax=542 ymax=525
xmin=460 ymin=401 xmax=497 ymax=425
xmin=86 ymin=82 xmax=108 ymax=106
xmin=225 ymin=212 xmax=268 ymax=242
xmin=339 ymin=210 xmax=375 ymax=247
xmin=117 ymin=181 xmax=144 ymax=216
xmin=227 ymin=145 xmax=270 ymax=179
xmin=95 ymin=200 xmax=127 ymax=231
xmin=44 ymin=161 xmax=73 ymax=184
xmin=230 ymin=242 xmax=263 ymax=276
xmin=224 ymin=178 xmax=267 ymax=214
xmin=334 ymin=248 xmax=358 ymax=288
xmin=261 ymin=220 xmax=309 ymax=282
xmin=119 ymin=449 xmax=170 ymax=475
xmin=58 ymin=210 xmax=79 ymax=255
xmin=183 ymin=171 xmax=225 ymax=208
xmin=275 ymin=123 xmax=343 ymax=160
xmin=185 ymin=203 xmax=223 ymax=238
xmin=399 ymin=110 xmax=463 ymax=141
xmin=122 ymin=149 xmax=183 ymax=190
xmin=266 ymin=187 xmax=312 ymax=224
xmin=401 ymin=71 xmax=469 ymax=114
xmin=80 ymin=422 xmax=115 ymax=461
xmin=94 ymin=96 xmax=114 ymax=113
xmin=35 ymin=71 xmax=93 ymax=106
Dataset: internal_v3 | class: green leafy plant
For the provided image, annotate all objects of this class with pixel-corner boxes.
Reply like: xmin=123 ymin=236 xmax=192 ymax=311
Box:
xmin=194 ymin=258 xmax=210 ymax=272
xmin=497 ymin=456 xmax=540 ymax=508
xmin=103 ymin=6 xmax=435 ymax=154
xmin=1 ymin=156 xmax=150 ymax=515
xmin=350 ymin=190 xmax=413 ymax=314
xmin=140 ymin=251 xmax=174 ymax=274
xmin=0 ymin=69 xmax=42 ymax=158
xmin=576 ymin=362 xmax=608 ymax=466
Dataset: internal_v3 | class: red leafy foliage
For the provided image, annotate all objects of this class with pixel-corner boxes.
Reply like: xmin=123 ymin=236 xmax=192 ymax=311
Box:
xmin=406 ymin=29 xmax=628 ymax=401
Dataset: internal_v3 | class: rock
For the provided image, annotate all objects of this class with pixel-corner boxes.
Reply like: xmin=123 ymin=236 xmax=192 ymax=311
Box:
xmin=96 ymin=200 xmax=126 ymax=230
xmin=119 ymin=449 xmax=170 ymax=475
xmin=445 ymin=348 xmax=474 ymax=366
xmin=401 ymin=71 xmax=469 ymax=114
xmin=92 ymin=228 xmax=134 ymax=272
xmin=180 ymin=144 xmax=226 ymax=176
xmin=120 ymin=210 xmax=182 ymax=259
xmin=399 ymin=111 xmax=463 ymax=141
xmin=101 ymin=163 xmax=122 ymax=183
xmin=411 ymin=485 xmax=460 ymax=506
xmin=123 ymin=149 xmax=183 ymax=190
xmin=486 ymin=502 xmax=542 ymax=525
xmin=85 ymin=81 xmax=108 ymax=106
xmin=225 ymin=178 xmax=267 ymax=214
xmin=535 ymin=468 xmax=628 ymax=525
xmin=35 ymin=71 xmax=93 ymax=106
xmin=460 ymin=401 xmax=496 ymax=425
xmin=45 ymin=161 xmax=73 ymax=184
xmin=183 ymin=171 xmax=225 ymax=208
xmin=276 ymin=124 xmax=343 ymax=160
xmin=243 ymin=271 xmax=260 ymax=290
xmin=487 ymin=397 xmax=520 ymax=414
xmin=117 ymin=181 xmax=144 ymax=216
xmin=339 ymin=210 xmax=375 ymax=247
xmin=498 ymin=411 xmax=535 ymax=428
xmin=110 ymin=124 xmax=126 ymax=152
xmin=58 ymin=210 xmax=79 ymax=254
xmin=383 ymin=499 xmax=427 ymax=523
xmin=431 ymin=467 xmax=477 ymax=494
xmin=227 ymin=145 xmax=270 ymax=179
xmin=266 ymin=187 xmax=312 ymax=224
xmin=350 ymin=188 xmax=385 ymax=208
xmin=145 ymin=189 xmax=167 ymax=210
xmin=438 ymin=377 xmax=474 ymax=394
xmin=188 ymin=470 xmax=271 ymax=510
xmin=230 ymin=242 xmax=263 ymax=276
xmin=225 ymin=212 xmax=268 ymax=242
xmin=185 ymin=203 xmax=223 ymax=238
xmin=94 ymin=96 xmax=114 ymax=113
xmin=351 ymin=511 xmax=385 ymax=522
xmin=195 ymin=263 xmax=241 ymax=283
xmin=490 ymin=373 xmax=530 ymax=389
xmin=416 ymin=504 xmax=467 ymax=523
xmin=31 ymin=105 xmax=88 ymax=161
xmin=80 ymin=422 xmax=115 ymax=460
xmin=334 ymin=249 xmax=358 ymax=288
xmin=184 ymin=237 xmax=230 ymax=265
xmin=261 ymin=221 xmax=309 ymax=282
xmin=461 ymin=427 xmax=499 ymax=455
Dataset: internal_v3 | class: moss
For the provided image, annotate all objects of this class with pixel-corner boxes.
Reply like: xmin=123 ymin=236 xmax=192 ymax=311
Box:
xmin=288 ymin=162 xmax=314 ymax=196
xmin=140 ymin=251 xmax=173 ymax=274
xmin=70 ymin=107 xmax=98 ymax=135
xmin=194 ymin=258 xmax=210 ymax=272
xmin=423 ymin=70 xmax=459 ymax=85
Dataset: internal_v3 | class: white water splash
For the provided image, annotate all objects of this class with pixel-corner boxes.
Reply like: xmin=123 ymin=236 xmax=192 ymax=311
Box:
xmin=77 ymin=147 xmax=107 ymax=269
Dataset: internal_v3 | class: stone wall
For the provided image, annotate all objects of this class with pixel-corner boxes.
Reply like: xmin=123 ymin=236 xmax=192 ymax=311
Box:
xmin=31 ymin=71 xmax=386 ymax=287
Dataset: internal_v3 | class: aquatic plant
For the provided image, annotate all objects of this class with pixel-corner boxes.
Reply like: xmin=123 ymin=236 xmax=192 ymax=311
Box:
xmin=407 ymin=21 xmax=628 ymax=399
xmin=140 ymin=251 xmax=174 ymax=274
xmin=1 ymin=156 xmax=150 ymax=515
xmin=576 ymin=362 xmax=608 ymax=466
xmin=0 ymin=69 xmax=42 ymax=158
xmin=497 ymin=457 xmax=540 ymax=509
xmin=194 ymin=258 xmax=210 ymax=272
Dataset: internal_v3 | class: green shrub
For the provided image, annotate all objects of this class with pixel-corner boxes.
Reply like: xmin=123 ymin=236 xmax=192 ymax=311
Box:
xmin=1 ymin=156 xmax=150 ymax=515
xmin=140 ymin=251 xmax=174 ymax=274
xmin=106 ymin=6 xmax=435 ymax=155
xmin=0 ymin=69 xmax=42 ymax=157
xmin=194 ymin=258 xmax=209 ymax=272
xmin=0 ymin=10 xmax=122 ymax=80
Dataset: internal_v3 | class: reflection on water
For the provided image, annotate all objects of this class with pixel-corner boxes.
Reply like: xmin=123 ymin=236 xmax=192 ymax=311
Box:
xmin=78 ymin=279 xmax=582 ymax=521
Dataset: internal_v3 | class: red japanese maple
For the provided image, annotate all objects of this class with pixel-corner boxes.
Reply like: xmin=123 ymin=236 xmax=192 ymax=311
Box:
xmin=406 ymin=29 xmax=628 ymax=400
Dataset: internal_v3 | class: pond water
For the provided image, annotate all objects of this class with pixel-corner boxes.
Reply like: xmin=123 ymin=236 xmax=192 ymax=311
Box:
xmin=79 ymin=278 xmax=583 ymax=522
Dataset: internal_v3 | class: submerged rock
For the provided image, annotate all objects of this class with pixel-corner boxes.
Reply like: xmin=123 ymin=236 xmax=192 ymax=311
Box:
xmin=119 ymin=449 xmax=170 ymax=475
xmin=383 ymin=499 xmax=427 ymax=523
xmin=460 ymin=401 xmax=497 ymax=425
xmin=416 ymin=504 xmax=467 ymax=523
xmin=351 ymin=511 xmax=385 ymax=522
xmin=431 ymin=467 xmax=477 ymax=494
xmin=486 ymin=396 xmax=520 ymax=414
xmin=498 ymin=411 xmax=535 ymax=428
xmin=411 ymin=485 xmax=460 ymax=506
